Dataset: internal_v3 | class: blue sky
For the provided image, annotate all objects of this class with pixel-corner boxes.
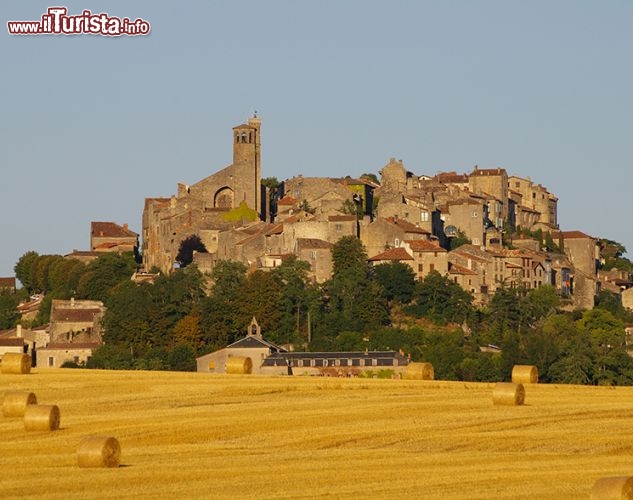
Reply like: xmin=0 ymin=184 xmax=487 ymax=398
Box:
xmin=1 ymin=1 xmax=632 ymax=278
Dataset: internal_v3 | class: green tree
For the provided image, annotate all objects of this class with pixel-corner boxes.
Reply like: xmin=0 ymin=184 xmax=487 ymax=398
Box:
xmin=449 ymin=230 xmax=471 ymax=250
xmin=0 ymin=290 xmax=20 ymax=329
xmin=14 ymin=251 xmax=39 ymax=293
xmin=408 ymin=271 xmax=474 ymax=324
xmin=87 ymin=344 xmax=134 ymax=369
xmin=373 ymin=261 xmax=416 ymax=304
xmin=319 ymin=236 xmax=389 ymax=339
xmin=77 ymin=252 xmax=136 ymax=301
xmin=176 ymin=235 xmax=207 ymax=268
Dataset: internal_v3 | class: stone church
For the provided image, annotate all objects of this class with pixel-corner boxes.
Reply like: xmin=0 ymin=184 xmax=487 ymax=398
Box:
xmin=142 ymin=115 xmax=264 ymax=273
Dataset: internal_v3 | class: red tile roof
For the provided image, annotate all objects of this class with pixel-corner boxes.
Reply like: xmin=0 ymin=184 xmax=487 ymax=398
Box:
xmin=448 ymin=263 xmax=478 ymax=275
xmin=470 ymin=167 xmax=507 ymax=177
xmin=369 ymin=247 xmax=414 ymax=262
xmin=405 ymin=240 xmax=446 ymax=252
xmin=554 ymin=230 xmax=595 ymax=240
xmin=91 ymin=221 xmax=138 ymax=238
xmin=277 ymin=195 xmax=297 ymax=206
xmin=0 ymin=338 xmax=24 ymax=347
xmin=435 ymin=172 xmax=469 ymax=183
xmin=51 ymin=308 xmax=101 ymax=323
xmin=0 ymin=277 xmax=16 ymax=289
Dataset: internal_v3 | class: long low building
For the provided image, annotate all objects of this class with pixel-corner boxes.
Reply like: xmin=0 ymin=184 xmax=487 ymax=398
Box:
xmin=196 ymin=317 xmax=410 ymax=376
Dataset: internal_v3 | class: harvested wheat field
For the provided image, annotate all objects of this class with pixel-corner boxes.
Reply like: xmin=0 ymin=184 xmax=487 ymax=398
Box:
xmin=2 ymin=369 xmax=633 ymax=499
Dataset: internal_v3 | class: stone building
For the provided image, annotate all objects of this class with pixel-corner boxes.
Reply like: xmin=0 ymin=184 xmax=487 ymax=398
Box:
xmin=90 ymin=221 xmax=138 ymax=253
xmin=49 ymin=298 xmax=105 ymax=344
xmin=142 ymin=116 xmax=263 ymax=273
xmin=509 ymin=175 xmax=558 ymax=228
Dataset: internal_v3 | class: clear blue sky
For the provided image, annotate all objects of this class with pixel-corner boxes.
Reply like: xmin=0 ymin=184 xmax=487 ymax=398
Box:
xmin=2 ymin=1 xmax=632 ymax=278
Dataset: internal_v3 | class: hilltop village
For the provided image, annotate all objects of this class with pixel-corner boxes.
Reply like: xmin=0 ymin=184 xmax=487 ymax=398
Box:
xmin=141 ymin=115 xmax=612 ymax=311
xmin=2 ymin=116 xmax=632 ymax=372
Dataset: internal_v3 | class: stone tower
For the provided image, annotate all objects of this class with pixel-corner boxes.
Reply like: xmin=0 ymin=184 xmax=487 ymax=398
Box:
xmin=231 ymin=115 xmax=261 ymax=214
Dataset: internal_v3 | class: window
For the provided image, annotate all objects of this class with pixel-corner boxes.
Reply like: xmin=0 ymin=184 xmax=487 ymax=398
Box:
xmin=418 ymin=264 xmax=424 ymax=272
xmin=430 ymin=263 xmax=435 ymax=272
xmin=394 ymin=238 xmax=400 ymax=247
xmin=515 ymin=182 xmax=520 ymax=188
xmin=335 ymin=224 xmax=342 ymax=231
xmin=421 ymin=212 xmax=429 ymax=222
xmin=48 ymin=357 xmax=54 ymax=367
xmin=472 ymin=211 xmax=478 ymax=218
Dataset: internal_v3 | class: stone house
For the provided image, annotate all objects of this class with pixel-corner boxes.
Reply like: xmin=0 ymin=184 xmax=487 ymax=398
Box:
xmin=64 ymin=250 xmax=102 ymax=265
xmin=400 ymin=240 xmax=448 ymax=280
xmin=296 ymin=238 xmax=333 ymax=283
xmin=90 ymin=221 xmax=138 ymax=253
xmin=37 ymin=342 xmax=100 ymax=368
xmin=469 ymin=167 xmax=509 ymax=222
xmin=368 ymin=247 xmax=415 ymax=273
xmin=362 ymin=217 xmax=431 ymax=259
xmin=0 ymin=337 xmax=25 ymax=357
xmin=442 ymin=198 xmax=486 ymax=247
xmin=0 ymin=277 xmax=16 ymax=293
xmin=554 ymin=230 xmax=599 ymax=309
xmin=508 ymin=175 xmax=558 ymax=229
xmin=448 ymin=262 xmax=480 ymax=296
xmin=49 ymin=298 xmax=105 ymax=344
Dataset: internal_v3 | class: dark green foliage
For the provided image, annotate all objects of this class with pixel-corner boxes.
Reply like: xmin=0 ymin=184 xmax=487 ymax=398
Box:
xmin=408 ymin=271 xmax=474 ymax=324
xmin=87 ymin=344 xmax=134 ymax=369
xmin=77 ymin=252 xmax=136 ymax=301
xmin=176 ymin=235 xmax=207 ymax=268
xmin=0 ymin=290 xmax=20 ymax=329
xmin=373 ymin=261 xmax=416 ymax=304
xmin=14 ymin=251 xmax=39 ymax=293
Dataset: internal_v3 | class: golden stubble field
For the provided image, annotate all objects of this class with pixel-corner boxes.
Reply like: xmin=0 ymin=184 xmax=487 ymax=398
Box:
xmin=1 ymin=369 xmax=633 ymax=499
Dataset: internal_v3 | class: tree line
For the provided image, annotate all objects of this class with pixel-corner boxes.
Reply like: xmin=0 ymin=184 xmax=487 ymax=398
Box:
xmin=5 ymin=236 xmax=633 ymax=384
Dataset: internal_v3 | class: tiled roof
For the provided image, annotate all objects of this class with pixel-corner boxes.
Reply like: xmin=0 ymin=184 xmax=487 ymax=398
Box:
xmin=448 ymin=263 xmax=478 ymax=275
xmin=554 ymin=230 xmax=595 ymax=240
xmin=42 ymin=342 xmax=101 ymax=350
xmin=296 ymin=238 xmax=332 ymax=250
xmin=436 ymin=172 xmax=469 ymax=183
xmin=232 ymin=123 xmax=257 ymax=130
xmin=0 ymin=277 xmax=16 ymax=288
xmin=385 ymin=217 xmax=430 ymax=234
xmin=51 ymin=308 xmax=101 ymax=323
xmin=277 ymin=195 xmax=297 ymax=206
xmin=0 ymin=338 xmax=24 ymax=347
xmin=91 ymin=221 xmax=138 ymax=238
xmin=369 ymin=247 xmax=414 ymax=262
xmin=470 ymin=167 xmax=507 ymax=177
xmin=405 ymin=240 xmax=446 ymax=252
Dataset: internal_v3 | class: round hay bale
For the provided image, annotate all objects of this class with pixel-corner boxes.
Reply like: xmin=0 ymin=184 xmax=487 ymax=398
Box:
xmin=404 ymin=362 xmax=434 ymax=380
xmin=492 ymin=382 xmax=525 ymax=406
xmin=77 ymin=436 xmax=121 ymax=468
xmin=512 ymin=364 xmax=539 ymax=384
xmin=2 ymin=391 xmax=37 ymax=417
xmin=1 ymin=353 xmax=31 ymax=374
xmin=24 ymin=404 xmax=60 ymax=431
xmin=591 ymin=476 xmax=633 ymax=499
xmin=226 ymin=356 xmax=252 ymax=375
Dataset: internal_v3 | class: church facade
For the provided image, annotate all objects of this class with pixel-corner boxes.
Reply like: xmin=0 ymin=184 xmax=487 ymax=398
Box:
xmin=142 ymin=115 xmax=264 ymax=273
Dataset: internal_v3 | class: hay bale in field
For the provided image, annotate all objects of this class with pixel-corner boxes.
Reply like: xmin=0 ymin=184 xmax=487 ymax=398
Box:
xmin=2 ymin=391 xmax=37 ymax=417
xmin=404 ymin=362 xmax=434 ymax=380
xmin=226 ymin=356 xmax=252 ymax=375
xmin=492 ymin=382 xmax=525 ymax=406
xmin=1 ymin=353 xmax=31 ymax=374
xmin=77 ymin=436 xmax=121 ymax=468
xmin=24 ymin=404 xmax=60 ymax=431
xmin=512 ymin=364 xmax=538 ymax=384
xmin=591 ymin=476 xmax=633 ymax=499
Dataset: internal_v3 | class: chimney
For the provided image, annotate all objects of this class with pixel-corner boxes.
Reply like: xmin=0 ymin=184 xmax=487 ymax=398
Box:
xmin=70 ymin=297 xmax=75 ymax=306
xmin=123 ymin=223 xmax=128 ymax=230
xmin=16 ymin=324 xmax=22 ymax=338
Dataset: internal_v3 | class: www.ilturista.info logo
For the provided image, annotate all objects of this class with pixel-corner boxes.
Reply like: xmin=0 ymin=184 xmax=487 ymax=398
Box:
xmin=7 ymin=7 xmax=151 ymax=36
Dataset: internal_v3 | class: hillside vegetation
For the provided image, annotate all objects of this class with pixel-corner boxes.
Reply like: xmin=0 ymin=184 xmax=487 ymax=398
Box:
xmin=2 ymin=370 xmax=633 ymax=499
